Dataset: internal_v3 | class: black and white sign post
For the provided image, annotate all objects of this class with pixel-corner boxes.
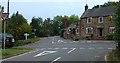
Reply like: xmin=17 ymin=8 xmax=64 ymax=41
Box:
xmin=24 ymin=33 xmax=29 ymax=40
xmin=2 ymin=13 xmax=9 ymax=49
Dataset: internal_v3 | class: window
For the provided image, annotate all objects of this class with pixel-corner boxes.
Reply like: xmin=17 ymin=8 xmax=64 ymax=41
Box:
xmin=76 ymin=28 xmax=79 ymax=34
xmin=109 ymin=27 xmax=115 ymax=34
xmin=86 ymin=27 xmax=93 ymax=34
xmin=87 ymin=17 xmax=92 ymax=23
xmin=98 ymin=17 xmax=103 ymax=23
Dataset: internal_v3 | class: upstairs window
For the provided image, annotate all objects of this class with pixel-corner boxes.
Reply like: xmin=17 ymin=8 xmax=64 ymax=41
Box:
xmin=109 ymin=27 xmax=115 ymax=34
xmin=87 ymin=17 xmax=92 ymax=24
xmin=86 ymin=27 xmax=93 ymax=34
xmin=98 ymin=17 xmax=103 ymax=23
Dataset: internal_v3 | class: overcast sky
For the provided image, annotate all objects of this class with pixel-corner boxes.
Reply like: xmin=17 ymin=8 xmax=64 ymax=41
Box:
xmin=1 ymin=0 xmax=119 ymax=23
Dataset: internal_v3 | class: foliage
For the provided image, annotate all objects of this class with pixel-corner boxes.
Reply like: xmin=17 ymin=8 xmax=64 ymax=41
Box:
xmin=92 ymin=1 xmax=118 ymax=9
xmin=30 ymin=15 xmax=80 ymax=37
xmin=7 ymin=11 xmax=32 ymax=40
xmin=114 ymin=1 xmax=120 ymax=50
xmin=105 ymin=34 xmax=114 ymax=40
xmin=107 ymin=49 xmax=120 ymax=62
xmin=13 ymin=38 xmax=40 ymax=47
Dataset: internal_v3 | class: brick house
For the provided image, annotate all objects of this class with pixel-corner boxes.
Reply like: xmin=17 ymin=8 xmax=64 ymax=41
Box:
xmin=80 ymin=5 xmax=116 ymax=40
xmin=63 ymin=22 xmax=80 ymax=40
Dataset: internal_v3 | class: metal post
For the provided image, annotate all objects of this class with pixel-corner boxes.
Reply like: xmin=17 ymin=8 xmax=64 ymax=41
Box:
xmin=3 ymin=20 xmax=6 ymax=50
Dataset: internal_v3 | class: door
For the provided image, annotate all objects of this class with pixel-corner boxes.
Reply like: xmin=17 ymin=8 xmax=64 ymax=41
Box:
xmin=99 ymin=28 xmax=103 ymax=36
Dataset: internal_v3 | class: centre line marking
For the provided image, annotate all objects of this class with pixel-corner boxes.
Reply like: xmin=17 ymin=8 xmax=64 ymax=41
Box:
xmin=62 ymin=48 xmax=67 ymax=49
xmin=88 ymin=47 xmax=95 ymax=49
xmin=51 ymin=57 xmax=61 ymax=63
xmin=67 ymin=48 xmax=76 ymax=53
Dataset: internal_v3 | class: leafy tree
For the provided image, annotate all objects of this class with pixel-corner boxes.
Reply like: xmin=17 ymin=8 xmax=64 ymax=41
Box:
xmin=93 ymin=1 xmax=118 ymax=9
xmin=114 ymin=1 xmax=120 ymax=50
xmin=7 ymin=11 xmax=31 ymax=40
xmin=68 ymin=15 xmax=79 ymax=26
xmin=30 ymin=17 xmax=43 ymax=37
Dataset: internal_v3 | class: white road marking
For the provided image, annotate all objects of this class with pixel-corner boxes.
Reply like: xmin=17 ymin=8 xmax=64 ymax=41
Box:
xmin=95 ymin=55 xmax=101 ymax=58
xmin=48 ymin=48 xmax=53 ymax=49
xmin=54 ymin=48 xmax=59 ymax=49
xmin=80 ymin=48 xmax=85 ymax=49
xmin=93 ymin=41 xmax=96 ymax=43
xmin=68 ymin=48 xmax=76 ymax=53
xmin=108 ymin=48 xmax=115 ymax=50
xmin=34 ymin=51 xmax=56 ymax=57
xmin=87 ymin=41 xmax=92 ymax=43
xmin=41 ymin=48 xmax=46 ymax=50
xmin=51 ymin=57 xmax=61 ymax=63
xmin=88 ymin=47 xmax=95 ymax=49
xmin=63 ymin=42 xmax=67 ymax=43
xmin=62 ymin=48 xmax=68 ymax=49
xmin=98 ymin=47 xmax=104 ymax=49
xmin=52 ymin=41 xmax=54 ymax=44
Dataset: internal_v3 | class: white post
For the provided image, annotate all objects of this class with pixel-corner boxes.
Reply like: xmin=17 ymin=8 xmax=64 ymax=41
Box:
xmin=24 ymin=33 xmax=29 ymax=40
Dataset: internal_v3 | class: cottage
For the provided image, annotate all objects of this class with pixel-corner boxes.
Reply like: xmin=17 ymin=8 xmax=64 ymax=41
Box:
xmin=80 ymin=4 xmax=116 ymax=40
xmin=63 ymin=22 xmax=80 ymax=40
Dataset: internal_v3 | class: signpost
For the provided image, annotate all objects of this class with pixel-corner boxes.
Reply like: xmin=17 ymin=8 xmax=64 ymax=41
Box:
xmin=2 ymin=13 xmax=9 ymax=49
xmin=24 ymin=33 xmax=29 ymax=40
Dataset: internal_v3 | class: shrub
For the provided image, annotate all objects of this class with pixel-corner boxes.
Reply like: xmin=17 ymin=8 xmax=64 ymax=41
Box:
xmin=105 ymin=34 xmax=114 ymax=40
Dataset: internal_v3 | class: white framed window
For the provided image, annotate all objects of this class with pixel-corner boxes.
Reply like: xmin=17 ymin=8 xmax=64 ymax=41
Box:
xmin=76 ymin=28 xmax=79 ymax=34
xmin=86 ymin=27 xmax=93 ymax=34
xmin=98 ymin=17 xmax=103 ymax=23
xmin=109 ymin=27 xmax=115 ymax=34
xmin=87 ymin=17 xmax=92 ymax=24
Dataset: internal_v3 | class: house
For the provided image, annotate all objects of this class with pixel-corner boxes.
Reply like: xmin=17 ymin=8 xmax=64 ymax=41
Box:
xmin=80 ymin=4 xmax=116 ymax=40
xmin=63 ymin=22 xmax=80 ymax=40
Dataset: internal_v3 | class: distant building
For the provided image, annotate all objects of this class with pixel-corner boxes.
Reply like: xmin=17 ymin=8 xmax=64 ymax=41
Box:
xmin=80 ymin=4 xmax=116 ymax=40
xmin=63 ymin=22 xmax=80 ymax=40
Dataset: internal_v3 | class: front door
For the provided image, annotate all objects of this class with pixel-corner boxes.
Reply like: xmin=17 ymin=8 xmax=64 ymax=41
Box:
xmin=99 ymin=28 xmax=103 ymax=36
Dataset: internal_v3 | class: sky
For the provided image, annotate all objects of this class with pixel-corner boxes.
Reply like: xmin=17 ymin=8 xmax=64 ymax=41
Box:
xmin=1 ymin=0 xmax=119 ymax=23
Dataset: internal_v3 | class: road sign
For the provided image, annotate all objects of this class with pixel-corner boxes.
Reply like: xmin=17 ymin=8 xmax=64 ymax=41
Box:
xmin=2 ymin=13 xmax=9 ymax=21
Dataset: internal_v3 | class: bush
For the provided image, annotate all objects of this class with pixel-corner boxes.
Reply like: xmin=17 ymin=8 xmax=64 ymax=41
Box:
xmin=107 ymin=49 xmax=120 ymax=62
xmin=13 ymin=38 xmax=40 ymax=47
xmin=105 ymin=34 xmax=114 ymax=40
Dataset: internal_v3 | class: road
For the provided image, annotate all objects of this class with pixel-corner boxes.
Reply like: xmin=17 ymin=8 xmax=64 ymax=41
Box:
xmin=2 ymin=36 xmax=116 ymax=63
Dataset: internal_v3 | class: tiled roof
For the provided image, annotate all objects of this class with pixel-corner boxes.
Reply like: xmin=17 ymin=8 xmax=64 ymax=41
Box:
xmin=81 ymin=6 xmax=116 ymax=18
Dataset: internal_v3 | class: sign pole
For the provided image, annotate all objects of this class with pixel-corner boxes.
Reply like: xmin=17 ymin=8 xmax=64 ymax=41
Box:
xmin=3 ymin=20 xmax=6 ymax=50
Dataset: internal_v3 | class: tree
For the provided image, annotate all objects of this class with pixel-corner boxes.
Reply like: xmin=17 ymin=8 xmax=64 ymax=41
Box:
xmin=92 ymin=1 xmax=118 ymax=9
xmin=7 ymin=11 xmax=31 ymax=40
xmin=114 ymin=1 xmax=120 ymax=50
xmin=68 ymin=15 xmax=80 ymax=26
xmin=30 ymin=17 xmax=43 ymax=37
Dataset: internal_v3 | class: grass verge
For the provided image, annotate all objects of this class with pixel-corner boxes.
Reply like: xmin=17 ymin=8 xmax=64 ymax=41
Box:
xmin=107 ymin=49 xmax=120 ymax=63
xmin=0 ymin=47 xmax=32 ymax=59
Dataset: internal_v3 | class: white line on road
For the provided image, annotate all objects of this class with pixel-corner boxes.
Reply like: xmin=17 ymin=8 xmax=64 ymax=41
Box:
xmin=62 ymin=48 xmax=68 ymax=49
xmin=108 ymin=48 xmax=115 ymax=50
xmin=88 ymin=47 xmax=95 ymax=49
xmin=34 ymin=51 xmax=57 ymax=57
xmin=54 ymin=48 xmax=59 ymax=49
xmin=67 ymin=48 xmax=76 ymax=53
xmin=51 ymin=57 xmax=61 ymax=63
xmin=98 ymin=47 xmax=104 ymax=49
xmin=79 ymin=48 xmax=85 ymax=49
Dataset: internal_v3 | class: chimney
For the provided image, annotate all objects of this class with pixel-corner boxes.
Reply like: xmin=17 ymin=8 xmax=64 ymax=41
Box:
xmin=85 ymin=4 xmax=88 ymax=11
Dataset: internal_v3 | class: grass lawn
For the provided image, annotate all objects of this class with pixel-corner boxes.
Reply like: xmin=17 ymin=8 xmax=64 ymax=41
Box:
xmin=0 ymin=47 xmax=32 ymax=59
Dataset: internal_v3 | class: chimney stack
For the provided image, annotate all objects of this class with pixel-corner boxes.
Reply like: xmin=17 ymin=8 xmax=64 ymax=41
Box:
xmin=85 ymin=4 xmax=88 ymax=11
